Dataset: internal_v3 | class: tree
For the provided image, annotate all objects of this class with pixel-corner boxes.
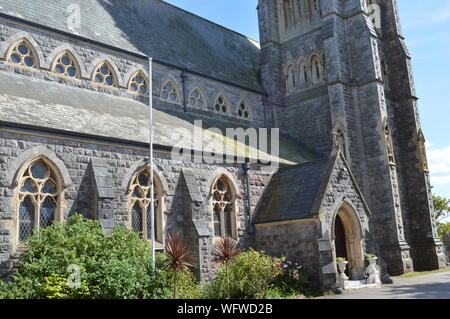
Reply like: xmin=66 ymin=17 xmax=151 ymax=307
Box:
xmin=164 ymin=232 xmax=195 ymax=299
xmin=433 ymin=195 xmax=450 ymax=239
xmin=213 ymin=237 xmax=241 ymax=299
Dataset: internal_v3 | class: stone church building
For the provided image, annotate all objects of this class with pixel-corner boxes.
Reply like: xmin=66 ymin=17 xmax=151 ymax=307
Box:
xmin=0 ymin=0 xmax=447 ymax=289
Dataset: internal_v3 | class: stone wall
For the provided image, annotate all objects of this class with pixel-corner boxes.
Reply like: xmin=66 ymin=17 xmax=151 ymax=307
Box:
xmin=255 ymin=220 xmax=321 ymax=282
xmin=0 ymin=130 xmax=274 ymax=279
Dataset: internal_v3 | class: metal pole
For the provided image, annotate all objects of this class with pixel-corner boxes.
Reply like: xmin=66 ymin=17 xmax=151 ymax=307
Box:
xmin=148 ymin=57 xmax=155 ymax=273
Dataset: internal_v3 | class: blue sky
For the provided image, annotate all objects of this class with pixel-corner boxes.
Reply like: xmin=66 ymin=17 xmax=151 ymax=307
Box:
xmin=166 ymin=0 xmax=450 ymax=200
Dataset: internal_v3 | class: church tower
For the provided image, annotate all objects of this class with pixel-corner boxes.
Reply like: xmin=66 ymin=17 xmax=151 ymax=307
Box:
xmin=258 ymin=0 xmax=447 ymax=275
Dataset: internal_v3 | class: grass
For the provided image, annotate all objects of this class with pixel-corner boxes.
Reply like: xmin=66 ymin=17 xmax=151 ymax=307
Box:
xmin=396 ymin=268 xmax=450 ymax=278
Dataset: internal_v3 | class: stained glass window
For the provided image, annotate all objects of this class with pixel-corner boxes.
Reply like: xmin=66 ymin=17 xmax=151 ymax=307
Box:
xmin=211 ymin=176 xmax=236 ymax=238
xmin=130 ymin=168 xmax=164 ymax=243
xmin=17 ymin=160 xmax=60 ymax=243
xmin=160 ymin=80 xmax=180 ymax=103
xmin=188 ymin=88 xmax=206 ymax=108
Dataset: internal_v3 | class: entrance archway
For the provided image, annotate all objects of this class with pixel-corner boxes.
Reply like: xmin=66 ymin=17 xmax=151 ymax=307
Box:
xmin=332 ymin=202 xmax=365 ymax=280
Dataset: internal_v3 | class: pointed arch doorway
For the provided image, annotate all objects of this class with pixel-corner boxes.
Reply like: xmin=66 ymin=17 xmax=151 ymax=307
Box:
xmin=333 ymin=202 xmax=365 ymax=280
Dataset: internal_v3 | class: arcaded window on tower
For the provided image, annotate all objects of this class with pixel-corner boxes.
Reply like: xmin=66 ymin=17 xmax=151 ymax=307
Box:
xmin=92 ymin=61 xmax=118 ymax=88
xmin=129 ymin=168 xmax=165 ymax=246
xmin=286 ymin=65 xmax=297 ymax=93
xmin=128 ymin=72 xmax=149 ymax=96
xmin=52 ymin=51 xmax=80 ymax=78
xmin=6 ymin=39 xmax=37 ymax=69
xmin=211 ymin=176 xmax=237 ymax=239
xmin=299 ymin=61 xmax=309 ymax=87
xmin=283 ymin=0 xmax=295 ymax=31
xmin=311 ymin=55 xmax=323 ymax=84
xmin=16 ymin=159 xmax=62 ymax=243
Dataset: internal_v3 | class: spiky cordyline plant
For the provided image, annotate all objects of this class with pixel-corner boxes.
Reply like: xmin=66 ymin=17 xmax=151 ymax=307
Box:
xmin=213 ymin=237 xmax=241 ymax=299
xmin=165 ymin=232 xmax=195 ymax=299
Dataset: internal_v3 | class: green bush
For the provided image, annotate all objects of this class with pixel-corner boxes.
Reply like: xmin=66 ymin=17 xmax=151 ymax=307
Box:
xmin=206 ymin=249 xmax=283 ymax=299
xmin=1 ymin=215 xmax=175 ymax=299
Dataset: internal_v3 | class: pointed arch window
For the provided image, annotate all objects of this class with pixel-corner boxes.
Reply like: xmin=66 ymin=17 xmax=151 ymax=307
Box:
xmin=129 ymin=72 xmax=149 ymax=95
xmin=93 ymin=62 xmax=117 ymax=87
xmin=311 ymin=55 xmax=323 ymax=84
xmin=52 ymin=51 xmax=80 ymax=78
xmin=160 ymin=80 xmax=181 ymax=104
xmin=214 ymin=95 xmax=229 ymax=114
xmin=188 ymin=88 xmax=206 ymax=108
xmin=283 ymin=0 xmax=295 ymax=31
xmin=286 ymin=65 xmax=297 ymax=93
xmin=237 ymin=101 xmax=250 ymax=119
xmin=7 ymin=40 xmax=37 ymax=68
xmin=17 ymin=159 xmax=61 ymax=243
xmin=299 ymin=61 xmax=309 ymax=87
xmin=129 ymin=168 xmax=165 ymax=244
xmin=211 ymin=176 xmax=237 ymax=239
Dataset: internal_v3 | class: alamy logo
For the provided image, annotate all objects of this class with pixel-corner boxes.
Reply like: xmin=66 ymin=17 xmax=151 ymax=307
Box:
xmin=67 ymin=264 xmax=81 ymax=289
xmin=66 ymin=4 xmax=81 ymax=32
xmin=171 ymin=120 xmax=280 ymax=173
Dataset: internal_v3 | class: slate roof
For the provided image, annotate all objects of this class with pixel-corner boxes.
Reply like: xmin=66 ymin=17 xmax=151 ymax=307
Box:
xmin=253 ymin=159 xmax=330 ymax=224
xmin=0 ymin=71 xmax=317 ymax=165
xmin=0 ymin=0 xmax=261 ymax=91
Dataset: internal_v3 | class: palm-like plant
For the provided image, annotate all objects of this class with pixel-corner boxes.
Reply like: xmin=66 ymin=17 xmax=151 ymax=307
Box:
xmin=165 ymin=232 xmax=195 ymax=299
xmin=213 ymin=237 xmax=241 ymax=299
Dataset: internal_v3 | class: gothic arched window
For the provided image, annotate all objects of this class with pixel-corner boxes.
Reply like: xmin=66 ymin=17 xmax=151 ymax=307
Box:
xmin=160 ymin=80 xmax=181 ymax=104
xmin=211 ymin=176 xmax=237 ymax=239
xmin=237 ymin=100 xmax=251 ymax=119
xmin=299 ymin=61 xmax=309 ymax=87
xmin=6 ymin=39 xmax=37 ymax=69
xmin=214 ymin=95 xmax=230 ymax=114
xmin=16 ymin=159 xmax=62 ymax=243
xmin=92 ymin=61 xmax=118 ymax=88
xmin=52 ymin=51 xmax=80 ymax=78
xmin=286 ymin=65 xmax=297 ymax=93
xmin=188 ymin=88 xmax=206 ymax=108
xmin=283 ymin=0 xmax=295 ymax=31
xmin=311 ymin=55 xmax=323 ymax=84
xmin=129 ymin=168 xmax=165 ymax=244
xmin=128 ymin=72 xmax=149 ymax=96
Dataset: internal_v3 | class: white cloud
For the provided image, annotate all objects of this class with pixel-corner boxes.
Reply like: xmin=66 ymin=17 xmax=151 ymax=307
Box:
xmin=427 ymin=145 xmax=450 ymax=187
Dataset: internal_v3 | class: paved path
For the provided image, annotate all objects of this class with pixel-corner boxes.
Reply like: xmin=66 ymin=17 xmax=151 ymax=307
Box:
xmin=319 ymin=270 xmax=450 ymax=299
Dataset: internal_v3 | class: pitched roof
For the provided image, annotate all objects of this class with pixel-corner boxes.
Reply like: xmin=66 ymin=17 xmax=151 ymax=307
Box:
xmin=253 ymin=159 xmax=330 ymax=224
xmin=0 ymin=70 xmax=317 ymax=165
xmin=0 ymin=0 xmax=261 ymax=91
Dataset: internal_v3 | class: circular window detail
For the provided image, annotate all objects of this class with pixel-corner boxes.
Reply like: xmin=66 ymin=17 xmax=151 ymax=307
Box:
xmin=129 ymin=72 xmax=148 ymax=95
xmin=160 ymin=81 xmax=180 ymax=104
xmin=214 ymin=95 xmax=228 ymax=114
xmin=93 ymin=62 xmax=117 ymax=87
xmin=53 ymin=52 xmax=79 ymax=78
xmin=237 ymin=101 xmax=250 ymax=119
xmin=7 ymin=40 xmax=36 ymax=68
xmin=188 ymin=88 xmax=205 ymax=108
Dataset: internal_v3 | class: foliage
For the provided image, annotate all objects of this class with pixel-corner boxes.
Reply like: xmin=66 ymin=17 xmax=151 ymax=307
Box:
xmin=364 ymin=254 xmax=377 ymax=259
xmin=212 ymin=237 xmax=241 ymax=299
xmin=2 ymin=215 xmax=172 ymax=299
xmin=433 ymin=196 xmax=450 ymax=222
xmin=164 ymin=232 xmax=195 ymax=299
xmin=336 ymin=257 xmax=347 ymax=263
xmin=206 ymin=249 xmax=283 ymax=299
xmin=433 ymin=196 xmax=450 ymax=239
xmin=265 ymin=260 xmax=322 ymax=299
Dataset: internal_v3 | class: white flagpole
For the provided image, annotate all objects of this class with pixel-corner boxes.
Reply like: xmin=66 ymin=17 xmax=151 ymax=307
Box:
xmin=148 ymin=57 xmax=155 ymax=273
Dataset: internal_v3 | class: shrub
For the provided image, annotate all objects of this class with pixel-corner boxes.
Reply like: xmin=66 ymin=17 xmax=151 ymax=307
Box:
xmin=3 ymin=215 xmax=173 ymax=299
xmin=206 ymin=249 xmax=282 ymax=299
